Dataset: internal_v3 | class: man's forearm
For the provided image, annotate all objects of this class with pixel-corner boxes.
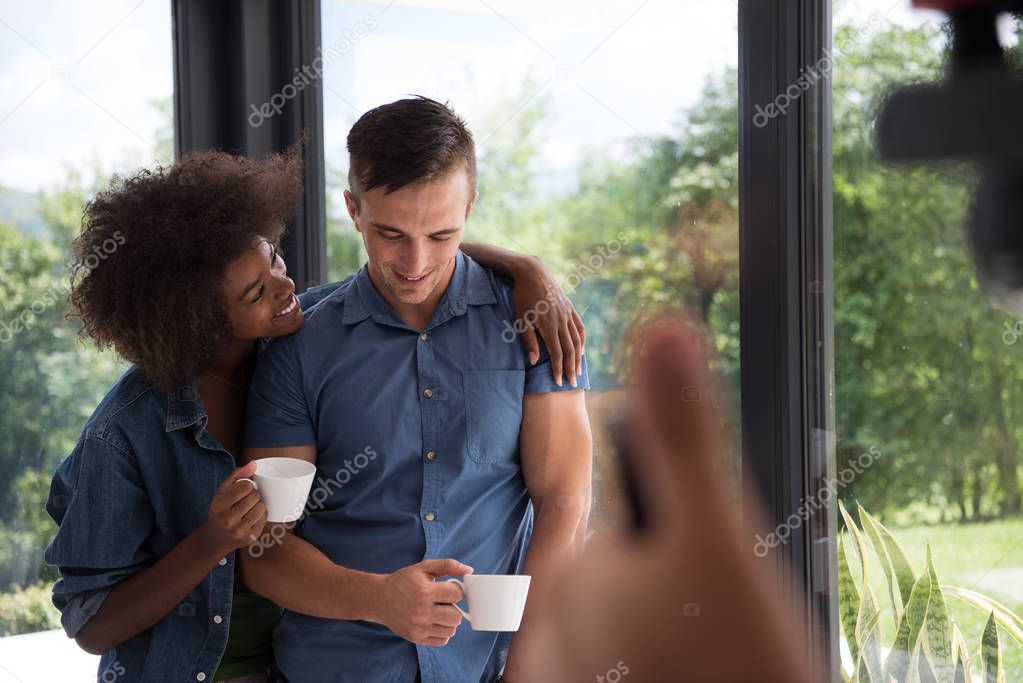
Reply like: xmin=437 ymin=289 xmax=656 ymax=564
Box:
xmin=239 ymin=529 xmax=382 ymax=621
xmin=503 ymin=499 xmax=589 ymax=678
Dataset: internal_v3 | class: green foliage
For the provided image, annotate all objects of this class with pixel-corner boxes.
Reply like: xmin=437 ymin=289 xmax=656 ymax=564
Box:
xmin=0 ymin=581 xmax=60 ymax=637
xmin=839 ymin=501 xmax=1021 ymax=683
xmin=324 ymin=160 xmax=365 ymax=283
xmin=0 ymin=181 xmax=126 ymax=596
xmin=472 ymin=76 xmax=554 ymax=257
xmin=834 ymin=20 xmax=1023 ymax=518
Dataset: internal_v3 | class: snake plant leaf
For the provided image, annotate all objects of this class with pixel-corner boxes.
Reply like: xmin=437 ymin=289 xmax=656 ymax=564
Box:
xmin=916 ymin=643 xmax=939 ymax=683
xmin=857 ymin=590 xmax=885 ymax=683
xmin=981 ymin=611 xmax=1004 ymax=683
xmin=859 ymin=504 xmax=901 ymax=627
xmin=951 ymin=625 xmax=971 ymax=683
xmin=886 ymin=563 xmax=932 ymax=683
xmin=839 ymin=533 xmax=862 ymax=666
xmin=839 ymin=500 xmax=870 ymax=579
xmin=917 ymin=548 xmax=954 ymax=683
xmin=859 ymin=504 xmax=916 ymax=609
xmin=839 ymin=500 xmax=885 ymax=682
xmin=905 ymin=639 xmax=925 ymax=683
xmin=942 ymin=586 xmax=1023 ymax=646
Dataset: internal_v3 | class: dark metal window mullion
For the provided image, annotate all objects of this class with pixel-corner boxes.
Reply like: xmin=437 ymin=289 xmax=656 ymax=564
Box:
xmin=738 ymin=0 xmax=837 ymax=679
xmin=171 ymin=0 xmax=327 ymax=291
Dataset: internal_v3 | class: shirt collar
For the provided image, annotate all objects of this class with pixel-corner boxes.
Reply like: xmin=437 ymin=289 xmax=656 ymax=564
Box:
xmin=344 ymin=251 xmax=498 ymax=329
xmin=164 ymin=381 xmax=206 ymax=433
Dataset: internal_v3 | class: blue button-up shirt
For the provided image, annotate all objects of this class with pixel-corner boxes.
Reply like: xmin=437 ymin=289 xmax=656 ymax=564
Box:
xmin=244 ymin=253 xmax=589 ymax=683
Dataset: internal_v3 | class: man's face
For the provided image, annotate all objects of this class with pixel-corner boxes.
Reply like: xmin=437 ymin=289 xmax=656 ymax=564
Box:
xmin=345 ymin=169 xmax=475 ymax=309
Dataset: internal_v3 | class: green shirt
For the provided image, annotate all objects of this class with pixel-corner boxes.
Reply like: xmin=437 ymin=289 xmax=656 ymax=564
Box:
xmin=213 ymin=451 xmax=283 ymax=681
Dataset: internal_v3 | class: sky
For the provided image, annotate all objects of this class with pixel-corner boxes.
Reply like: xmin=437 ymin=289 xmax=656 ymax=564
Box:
xmin=0 ymin=0 xmax=993 ymax=194
xmin=319 ymin=0 xmax=738 ymax=184
xmin=0 ymin=0 xmax=174 ymax=192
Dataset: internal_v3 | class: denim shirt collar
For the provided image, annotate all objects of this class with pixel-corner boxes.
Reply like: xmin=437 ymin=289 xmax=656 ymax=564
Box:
xmin=344 ymin=251 xmax=497 ymax=329
xmin=164 ymin=382 xmax=206 ymax=433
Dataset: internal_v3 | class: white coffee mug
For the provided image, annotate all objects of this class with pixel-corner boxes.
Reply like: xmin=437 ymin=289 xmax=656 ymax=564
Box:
xmin=443 ymin=574 xmax=531 ymax=631
xmin=236 ymin=457 xmax=316 ymax=523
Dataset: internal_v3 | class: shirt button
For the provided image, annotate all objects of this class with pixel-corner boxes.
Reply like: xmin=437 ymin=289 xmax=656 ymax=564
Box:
xmin=424 ymin=511 xmax=436 ymax=521
xmin=218 ymin=557 xmax=227 ymax=566
xmin=420 ymin=332 xmax=429 ymax=341
xmin=213 ymin=615 xmax=223 ymax=624
xmin=423 ymin=388 xmax=433 ymax=398
xmin=197 ymin=674 xmax=206 ymax=681
xmin=426 ymin=451 xmax=437 ymax=461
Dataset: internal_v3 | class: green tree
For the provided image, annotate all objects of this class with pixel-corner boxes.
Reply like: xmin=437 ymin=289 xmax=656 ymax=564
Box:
xmin=833 ymin=20 xmax=1023 ymax=518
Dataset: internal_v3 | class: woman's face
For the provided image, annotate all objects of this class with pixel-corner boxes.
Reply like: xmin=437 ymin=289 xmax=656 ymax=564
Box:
xmin=222 ymin=237 xmax=304 ymax=340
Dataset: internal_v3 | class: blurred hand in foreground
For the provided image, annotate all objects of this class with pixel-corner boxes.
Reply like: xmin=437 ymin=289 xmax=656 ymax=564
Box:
xmin=511 ymin=316 xmax=818 ymax=683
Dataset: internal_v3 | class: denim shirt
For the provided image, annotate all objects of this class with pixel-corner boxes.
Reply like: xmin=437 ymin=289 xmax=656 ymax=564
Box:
xmin=44 ymin=368 xmax=240 ymax=682
xmin=44 ymin=284 xmax=346 ymax=683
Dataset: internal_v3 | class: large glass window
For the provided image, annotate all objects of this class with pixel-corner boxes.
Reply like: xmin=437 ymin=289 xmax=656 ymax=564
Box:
xmin=833 ymin=1 xmax=1023 ymax=678
xmin=0 ymin=2 xmax=173 ymax=677
xmin=321 ymin=0 xmax=742 ymax=526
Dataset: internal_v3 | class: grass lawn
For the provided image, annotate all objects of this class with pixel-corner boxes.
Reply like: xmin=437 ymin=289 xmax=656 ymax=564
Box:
xmin=843 ymin=517 xmax=1023 ymax=681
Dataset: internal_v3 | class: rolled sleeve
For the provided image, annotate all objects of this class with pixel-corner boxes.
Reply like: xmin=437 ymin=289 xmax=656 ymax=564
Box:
xmin=44 ymin=435 xmax=156 ymax=638
xmin=58 ymin=588 xmax=111 ymax=639
xmin=245 ymin=335 xmax=316 ymax=448
xmin=524 ymin=337 xmax=591 ymax=394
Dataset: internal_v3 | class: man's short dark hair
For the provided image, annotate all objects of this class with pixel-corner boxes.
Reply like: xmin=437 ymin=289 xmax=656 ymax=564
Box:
xmin=346 ymin=96 xmax=476 ymax=210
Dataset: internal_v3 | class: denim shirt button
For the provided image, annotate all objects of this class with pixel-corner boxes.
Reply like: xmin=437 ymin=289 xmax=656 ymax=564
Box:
xmin=218 ymin=557 xmax=227 ymax=566
xmin=196 ymin=673 xmax=206 ymax=681
xmin=213 ymin=614 xmax=223 ymax=624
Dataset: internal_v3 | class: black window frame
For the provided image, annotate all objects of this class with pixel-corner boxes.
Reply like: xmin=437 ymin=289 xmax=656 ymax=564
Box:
xmin=172 ymin=0 xmax=327 ymax=291
xmin=739 ymin=0 xmax=837 ymax=679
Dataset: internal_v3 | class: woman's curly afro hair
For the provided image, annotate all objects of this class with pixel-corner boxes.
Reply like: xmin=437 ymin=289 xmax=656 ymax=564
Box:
xmin=68 ymin=148 xmax=302 ymax=392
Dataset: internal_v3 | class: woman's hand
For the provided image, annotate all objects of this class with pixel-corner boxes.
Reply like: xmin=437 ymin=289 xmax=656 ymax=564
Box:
xmin=510 ymin=255 xmax=586 ymax=386
xmin=199 ymin=462 xmax=268 ymax=555
xmin=457 ymin=243 xmax=587 ymax=386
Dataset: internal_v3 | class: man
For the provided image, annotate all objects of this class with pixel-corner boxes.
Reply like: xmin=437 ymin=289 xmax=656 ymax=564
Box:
xmin=240 ymin=96 xmax=593 ymax=683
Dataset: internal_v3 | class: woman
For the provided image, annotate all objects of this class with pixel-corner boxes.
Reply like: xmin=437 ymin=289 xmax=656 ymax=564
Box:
xmin=44 ymin=148 xmax=585 ymax=682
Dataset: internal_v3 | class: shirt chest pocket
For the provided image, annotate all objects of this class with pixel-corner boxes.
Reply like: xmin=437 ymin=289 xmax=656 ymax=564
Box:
xmin=463 ymin=369 xmax=525 ymax=464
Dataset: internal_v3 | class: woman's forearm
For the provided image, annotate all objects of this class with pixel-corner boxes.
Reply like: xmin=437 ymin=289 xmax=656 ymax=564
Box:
xmin=74 ymin=525 xmax=226 ymax=655
xmin=460 ymin=242 xmax=540 ymax=279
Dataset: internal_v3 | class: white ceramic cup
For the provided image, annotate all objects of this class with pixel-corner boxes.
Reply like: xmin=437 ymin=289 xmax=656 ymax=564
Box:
xmin=443 ymin=574 xmax=531 ymax=631
xmin=236 ymin=457 xmax=316 ymax=523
